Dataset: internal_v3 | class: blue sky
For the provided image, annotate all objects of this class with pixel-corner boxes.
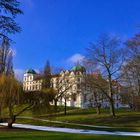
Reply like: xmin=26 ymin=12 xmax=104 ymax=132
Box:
xmin=14 ymin=0 xmax=140 ymax=80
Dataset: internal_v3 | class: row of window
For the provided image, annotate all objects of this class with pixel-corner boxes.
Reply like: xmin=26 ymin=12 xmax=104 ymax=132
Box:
xmin=24 ymin=76 xmax=33 ymax=81
xmin=24 ymin=85 xmax=41 ymax=91
xmin=24 ymin=81 xmax=42 ymax=85
xmin=60 ymin=71 xmax=85 ymax=76
xmin=52 ymin=78 xmax=82 ymax=84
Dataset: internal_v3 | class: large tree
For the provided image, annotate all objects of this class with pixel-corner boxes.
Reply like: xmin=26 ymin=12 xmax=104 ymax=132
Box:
xmin=0 ymin=0 xmax=22 ymax=74
xmin=0 ymin=74 xmax=54 ymax=128
xmin=125 ymin=33 xmax=140 ymax=96
xmin=0 ymin=0 xmax=22 ymax=40
xmin=120 ymin=33 xmax=140 ymax=110
xmin=86 ymin=34 xmax=125 ymax=117
xmin=0 ymin=37 xmax=14 ymax=121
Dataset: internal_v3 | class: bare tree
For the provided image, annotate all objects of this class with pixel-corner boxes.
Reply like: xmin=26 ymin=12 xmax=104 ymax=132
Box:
xmin=85 ymin=73 xmax=105 ymax=114
xmin=0 ymin=37 xmax=14 ymax=75
xmin=86 ymin=33 xmax=125 ymax=117
xmin=52 ymin=72 xmax=74 ymax=114
xmin=0 ymin=37 xmax=14 ymax=121
xmin=0 ymin=77 xmax=4 ymax=121
xmin=120 ymin=33 xmax=140 ymax=110
xmin=125 ymin=33 xmax=140 ymax=96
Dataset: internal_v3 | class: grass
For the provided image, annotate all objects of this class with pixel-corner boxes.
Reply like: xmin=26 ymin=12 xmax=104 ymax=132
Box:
xmin=2 ymin=105 xmax=77 ymax=117
xmin=0 ymin=130 xmax=139 ymax=140
xmin=40 ymin=108 xmax=140 ymax=127
xmin=2 ymin=106 xmax=140 ymax=132
xmin=15 ymin=117 xmax=140 ymax=132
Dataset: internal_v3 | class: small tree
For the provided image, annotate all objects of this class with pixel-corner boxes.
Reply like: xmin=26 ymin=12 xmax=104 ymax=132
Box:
xmin=52 ymin=74 xmax=74 ymax=114
xmin=84 ymin=73 xmax=104 ymax=114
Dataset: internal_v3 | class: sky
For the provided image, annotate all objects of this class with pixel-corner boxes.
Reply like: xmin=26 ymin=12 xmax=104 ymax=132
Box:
xmin=13 ymin=0 xmax=140 ymax=80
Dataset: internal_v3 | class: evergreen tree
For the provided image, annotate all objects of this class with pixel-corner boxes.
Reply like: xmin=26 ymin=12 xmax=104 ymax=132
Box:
xmin=43 ymin=60 xmax=51 ymax=88
xmin=0 ymin=0 xmax=23 ymax=40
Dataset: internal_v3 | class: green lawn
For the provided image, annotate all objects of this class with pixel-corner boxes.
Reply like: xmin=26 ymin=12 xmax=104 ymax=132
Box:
xmin=40 ymin=108 xmax=140 ymax=127
xmin=16 ymin=117 xmax=140 ymax=132
xmin=0 ymin=130 xmax=139 ymax=140
xmin=2 ymin=106 xmax=140 ymax=132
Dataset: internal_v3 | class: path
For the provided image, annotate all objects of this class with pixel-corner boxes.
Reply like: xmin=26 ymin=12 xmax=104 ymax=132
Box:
xmin=0 ymin=123 xmax=140 ymax=136
xmin=17 ymin=116 xmax=113 ymax=128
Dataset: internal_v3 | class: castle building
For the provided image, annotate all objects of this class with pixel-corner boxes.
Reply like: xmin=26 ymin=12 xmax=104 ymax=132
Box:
xmin=51 ymin=65 xmax=91 ymax=108
xmin=23 ymin=65 xmax=125 ymax=108
xmin=23 ymin=65 xmax=93 ymax=108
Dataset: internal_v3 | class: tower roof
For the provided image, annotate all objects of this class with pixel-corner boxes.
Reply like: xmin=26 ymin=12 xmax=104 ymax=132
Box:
xmin=71 ymin=64 xmax=86 ymax=72
xmin=25 ymin=69 xmax=36 ymax=74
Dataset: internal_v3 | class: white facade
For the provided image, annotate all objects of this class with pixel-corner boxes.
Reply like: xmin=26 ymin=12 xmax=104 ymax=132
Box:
xmin=51 ymin=70 xmax=90 ymax=108
xmin=23 ymin=66 xmax=125 ymax=108
xmin=23 ymin=69 xmax=43 ymax=91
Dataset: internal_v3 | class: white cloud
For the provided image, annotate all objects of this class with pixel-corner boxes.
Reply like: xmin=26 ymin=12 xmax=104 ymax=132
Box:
xmin=67 ymin=53 xmax=85 ymax=64
xmin=14 ymin=69 xmax=24 ymax=81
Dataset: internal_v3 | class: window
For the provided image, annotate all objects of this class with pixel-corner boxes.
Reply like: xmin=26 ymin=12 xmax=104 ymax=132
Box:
xmin=24 ymin=77 xmax=26 ymax=81
xmin=30 ymin=76 xmax=33 ymax=81
xmin=77 ymin=84 xmax=80 ymax=89
xmin=73 ymin=85 xmax=76 ymax=90
xmin=83 ymin=94 xmax=87 ymax=102
xmin=72 ymin=94 xmax=77 ymax=101
xmin=77 ymin=78 xmax=80 ymax=82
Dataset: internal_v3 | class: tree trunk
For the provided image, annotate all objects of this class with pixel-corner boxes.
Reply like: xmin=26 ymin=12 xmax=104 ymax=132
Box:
xmin=108 ymin=75 xmax=116 ymax=118
xmin=109 ymin=98 xmax=116 ymax=118
xmin=8 ymin=105 xmax=15 ymax=128
xmin=0 ymin=106 xmax=2 ymax=122
xmin=96 ymin=104 xmax=101 ymax=115
xmin=8 ymin=116 xmax=16 ymax=128
xmin=93 ymin=91 xmax=101 ymax=115
xmin=54 ymin=99 xmax=58 ymax=112
xmin=64 ymin=98 xmax=67 ymax=115
xmin=138 ymin=79 xmax=140 ymax=96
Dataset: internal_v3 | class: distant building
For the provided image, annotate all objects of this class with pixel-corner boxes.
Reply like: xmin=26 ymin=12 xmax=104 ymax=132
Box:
xmin=23 ymin=69 xmax=43 ymax=91
xmin=23 ymin=65 xmax=126 ymax=108
xmin=23 ymin=65 xmax=92 ymax=108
